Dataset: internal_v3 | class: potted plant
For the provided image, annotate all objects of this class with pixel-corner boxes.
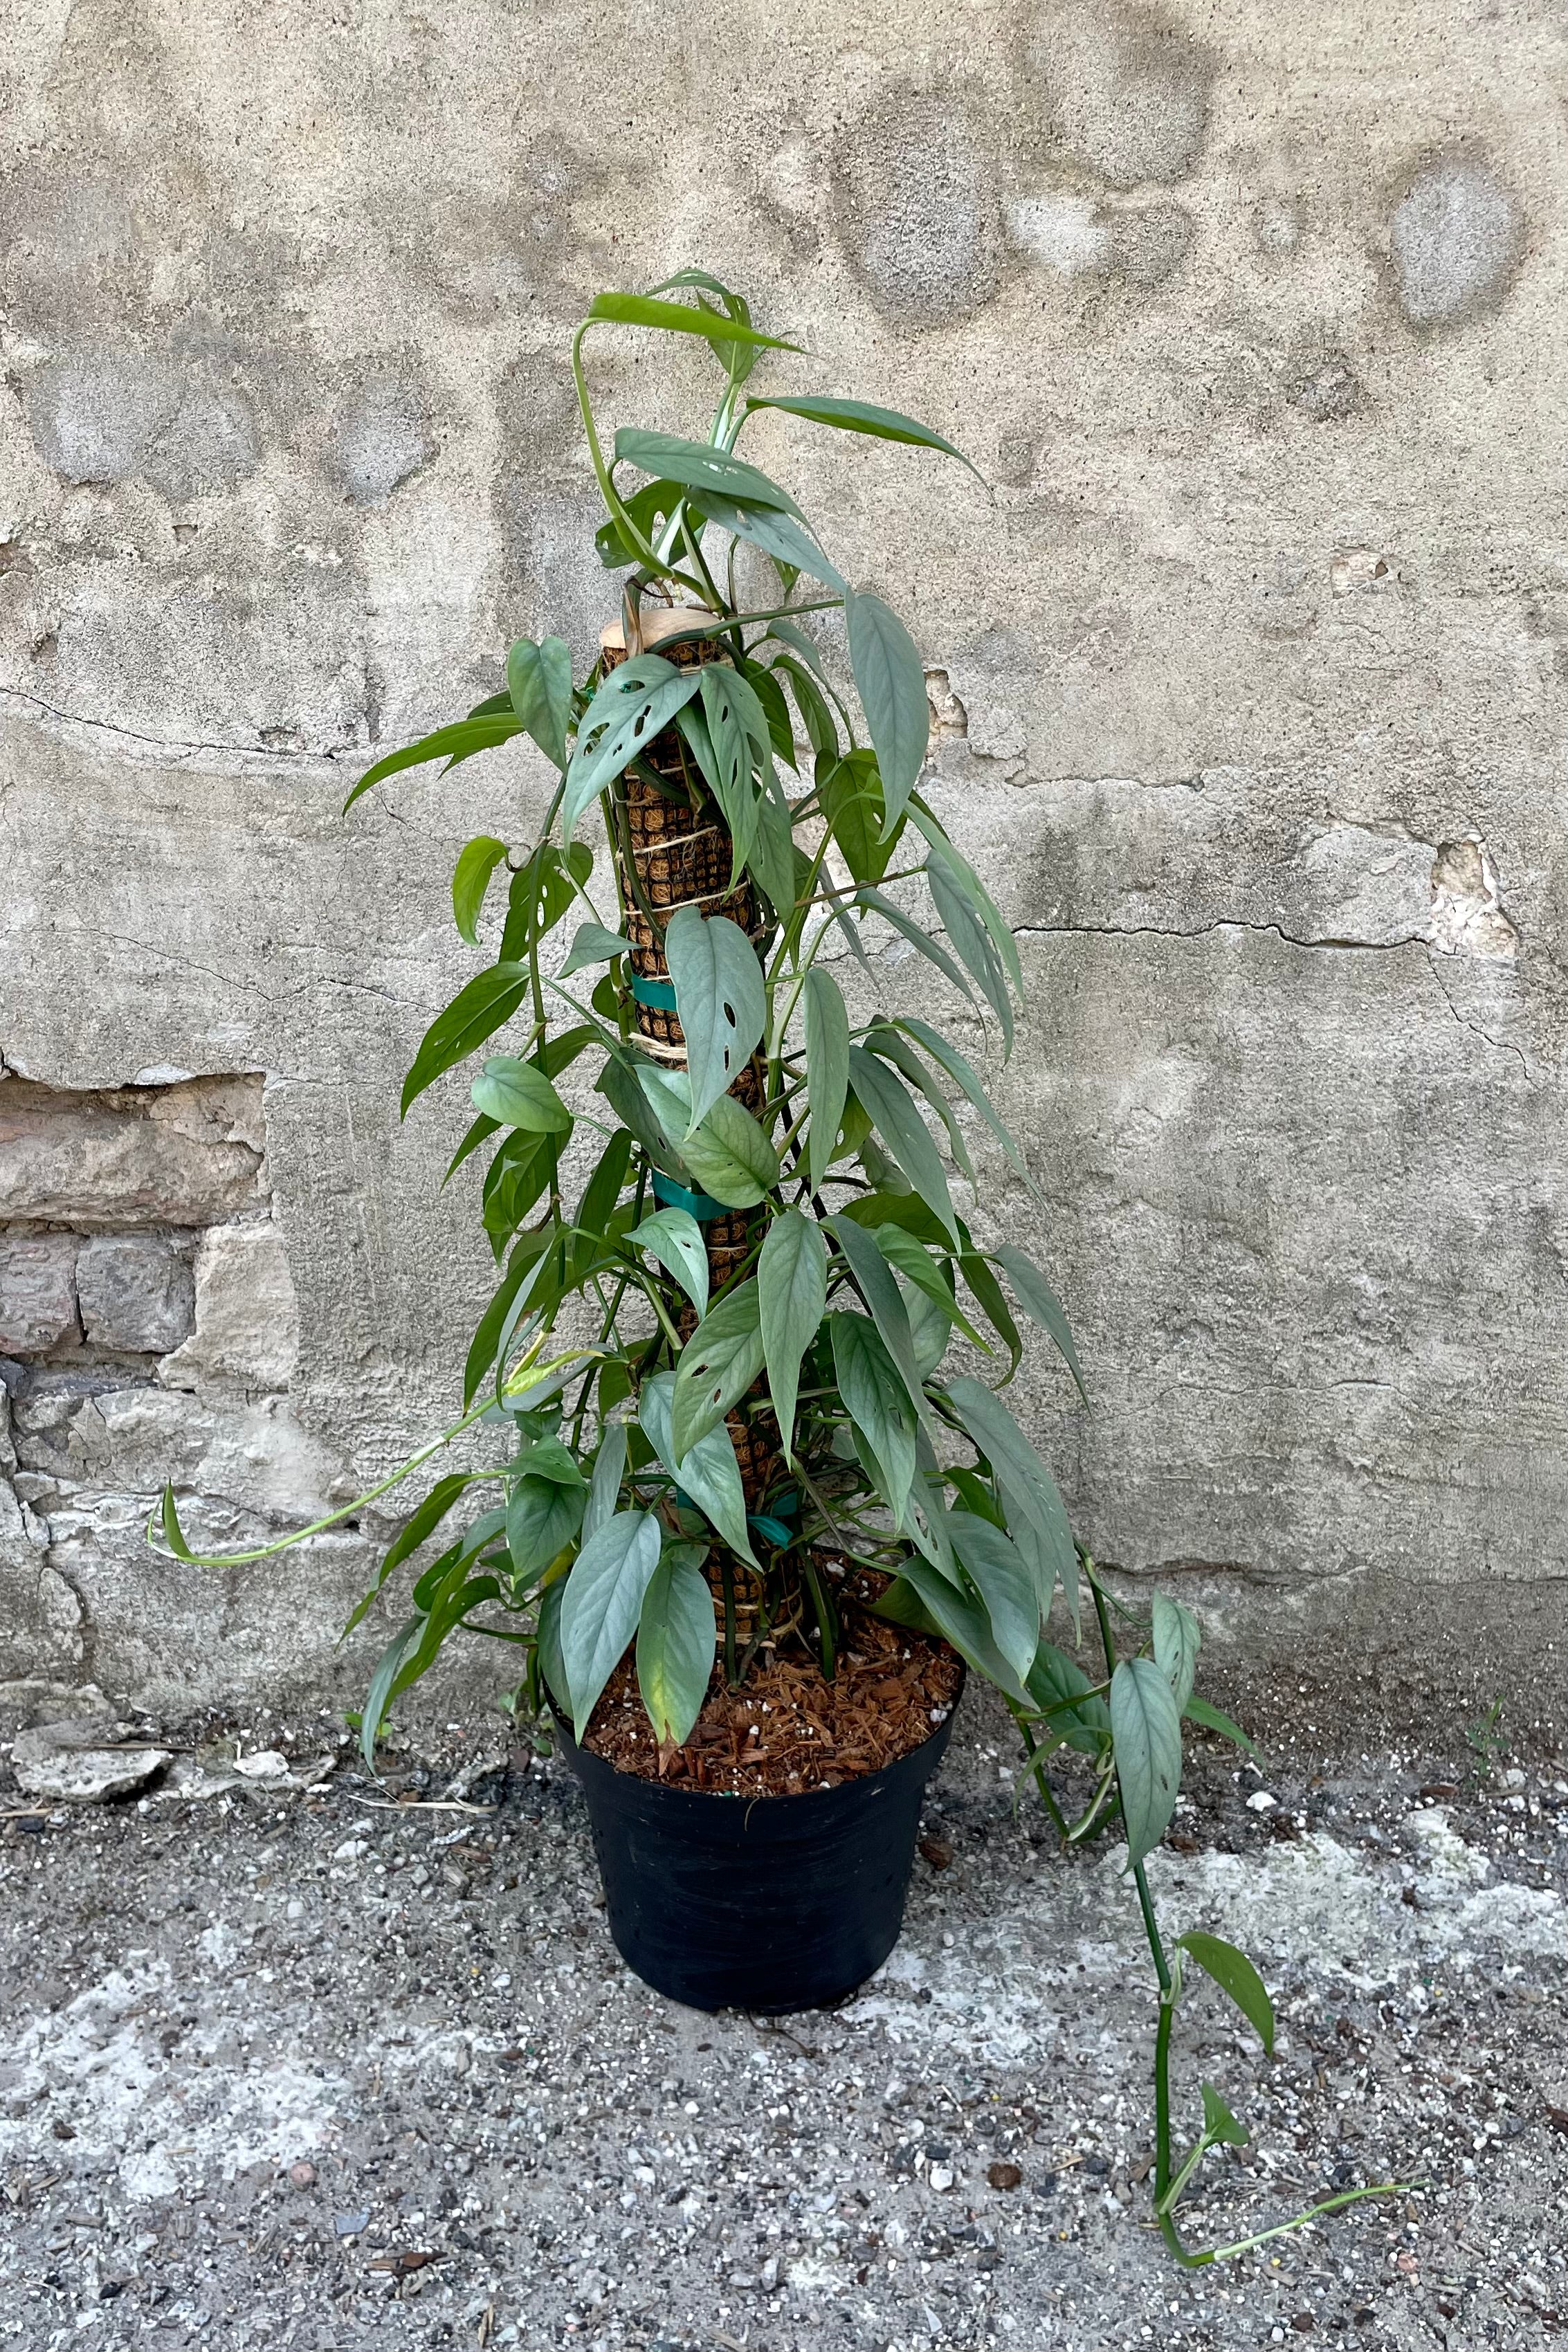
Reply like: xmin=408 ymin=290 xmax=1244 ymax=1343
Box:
xmin=154 ymin=274 xmax=1397 ymax=2261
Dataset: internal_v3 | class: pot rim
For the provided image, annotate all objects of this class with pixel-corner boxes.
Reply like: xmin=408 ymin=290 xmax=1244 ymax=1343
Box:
xmin=548 ymin=1669 xmax=964 ymax=1811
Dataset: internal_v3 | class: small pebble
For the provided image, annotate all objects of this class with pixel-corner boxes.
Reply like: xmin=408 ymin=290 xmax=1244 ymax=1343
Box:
xmin=288 ymin=2162 xmax=316 ymax=2189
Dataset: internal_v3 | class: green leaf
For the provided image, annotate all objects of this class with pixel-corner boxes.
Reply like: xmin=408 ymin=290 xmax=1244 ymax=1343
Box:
xmin=469 ymin=1055 xmax=572 ymax=1134
xmin=513 ymin=1434 xmax=587 ymax=1489
xmin=854 ymin=888 xmax=974 ymax=1002
xmin=992 ymin=1245 xmax=1088 ymax=1403
xmin=563 ymin=655 xmax=702 ymax=841
xmin=559 ymin=920 xmax=632 ymax=978
xmin=691 ymin=491 xmax=846 ymax=591
xmin=748 ymin=763 xmax=799 ymax=919
xmin=821 ymin=754 xmax=904 ymax=886
xmin=1153 ymin=1594 xmax=1201 ymax=1714
xmin=464 ymin=1232 xmax=549 ymax=1403
xmin=402 ymin=964 xmax=532 ymax=1118
xmin=910 ymin=802 xmax=1024 ymax=998
xmin=1176 ymin=1932 xmax=1275 ymax=2058
xmin=345 ymin=713 xmax=521 ymax=812
xmin=628 ymin=1206 xmax=709 ymax=1317
xmin=758 ymin=1210 xmax=828 ymax=1462
xmin=826 ymin=1212 xmax=933 ymax=1435
xmin=738 ymin=655 xmax=796 ymax=769
xmin=637 ymin=1371 xmax=757 ymax=1568
xmin=596 ymin=477 xmax=687 ymax=569
xmin=443 ymin=1111 xmax=500 ymax=1185
xmin=672 ymin=1279 xmax=765 ymax=1463
xmin=895 ymin=1017 xmax=1037 ymax=1196
xmin=743 ymin=392 xmax=980 ymax=476
xmin=679 ymin=1092 xmax=779 ymax=1208
xmin=947 ymin=1511 xmax=1039 ymax=1682
xmin=828 ymin=1310 xmax=917 ymax=1519
xmin=1198 ymin=2083 xmax=1249 ymax=2149
xmin=771 ymin=653 xmax=839 ymax=763
xmin=943 ymin=1376 xmax=1070 ymax=1565
xmin=1109 ymin=1656 xmax=1184 ymax=1870
xmin=844 ymin=590 xmax=929 ymax=834
xmin=865 ymin=1023 xmax=974 ymax=1182
xmin=536 ymin=1575 xmax=568 ymax=1715
xmin=665 ymin=907 xmax=766 ymax=1133
xmin=587 ymin=289 xmax=800 ymax=353
xmin=691 ymin=667 xmax=767 ymax=887
xmin=998 ymin=1477 xmax=1077 ymax=1634
xmin=573 ymin=1127 xmax=633 ymax=1241
xmin=959 ymin=1250 xmax=1022 ymax=1374
xmin=925 ymin=837 xmax=1014 ymax=1050
xmin=560 ymin=1508 xmax=663 ymax=1739
xmin=583 ymin=1422 xmax=627 ymax=1544
xmin=803 ymin=967 xmax=850 ymax=1198
xmin=506 ymin=635 xmax=573 ymax=771
xmin=873 ymin=1223 xmax=990 ymax=1354
xmin=894 ymin=1551 xmax=1030 ymax=1706
xmin=344 ymin=1473 xmax=473 ymax=1637
xmin=636 ymin=1542 xmax=717 ymax=1745
xmin=451 ymin=836 xmax=509 ymax=947
xmin=614 ymin=428 xmax=803 ymax=518
xmin=361 ymin=1616 xmax=421 ymax=1765
xmin=1025 ymin=1641 xmax=1110 ymax=1757
xmin=506 ymin=1473 xmax=586 ymax=1587
xmin=846 ymin=1046 xmax=958 ymax=1246
xmin=1183 ymin=1693 xmax=1261 ymax=1762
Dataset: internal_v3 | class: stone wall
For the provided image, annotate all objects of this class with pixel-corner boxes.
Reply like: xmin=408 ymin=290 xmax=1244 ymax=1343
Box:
xmin=1 ymin=3 xmax=1562 ymax=1737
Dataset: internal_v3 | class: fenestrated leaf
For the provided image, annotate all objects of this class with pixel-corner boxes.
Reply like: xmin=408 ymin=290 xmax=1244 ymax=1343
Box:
xmin=828 ymin=1310 xmax=917 ymax=1518
xmin=826 ymin=1213 xmax=933 ymax=1434
xmin=758 ymin=1209 xmax=828 ymax=1462
xmin=402 ymin=963 xmax=532 ymax=1117
xmin=992 ymin=1244 xmax=1088 ymax=1403
xmin=846 ymin=1046 xmax=959 ymax=1246
xmin=628 ymin=1206 xmax=709 ymax=1317
xmin=1109 ymin=1656 xmax=1184 ymax=1870
xmin=678 ymin=1093 xmax=780 ymax=1208
xmin=560 ymin=1508 xmax=662 ymax=1739
xmin=506 ymin=1473 xmax=586 ymax=1587
xmin=895 ymin=1017 xmax=1037 ymax=1196
xmin=588 ymin=289 xmax=799 ymax=354
xmin=559 ymin=920 xmax=632 ymax=978
xmin=563 ymin=655 xmax=703 ymax=839
xmin=583 ymin=1421 xmax=627 ymax=1544
xmin=637 ymin=1371 xmax=758 ymax=1568
xmin=947 ymin=1510 xmax=1039 ymax=1683
xmin=452 ymin=837 xmax=509 ymax=947
xmin=671 ymin=1279 xmax=765 ymax=1464
xmin=844 ymin=589 xmax=928 ymax=834
xmin=804 ymin=967 xmax=850 ymax=1198
xmin=636 ymin=1542 xmax=717 ymax=1745
xmin=1153 ymin=1594 xmax=1201 ymax=1714
xmin=744 ymin=392 xmax=980 ymax=477
xmin=1176 ymin=1932 xmax=1275 ymax=2057
xmin=691 ymin=491 xmax=846 ymax=591
xmin=665 ymin=906 xmax=766 ymax=1132
xmin=507 ymin=635 xmax=573 ymax=771
xmin=1182 ymin=1693 xmax=1261 ymax=1760
xmin=614 ymin=428 xmax=803 ymax=518
xmin=470 ymin=1056 xmax=572 ymax=1134
xmin=346 ymin=713 xmax=520 ymax=812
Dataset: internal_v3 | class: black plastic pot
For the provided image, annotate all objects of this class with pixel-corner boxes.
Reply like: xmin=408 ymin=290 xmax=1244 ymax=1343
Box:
xmin=553 ymin=1701 xmax=958 ymax=2013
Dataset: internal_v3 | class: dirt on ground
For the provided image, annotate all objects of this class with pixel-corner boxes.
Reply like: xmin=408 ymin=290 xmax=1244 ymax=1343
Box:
xmin=1 ymin=1678 xmax=1565 ymax=2352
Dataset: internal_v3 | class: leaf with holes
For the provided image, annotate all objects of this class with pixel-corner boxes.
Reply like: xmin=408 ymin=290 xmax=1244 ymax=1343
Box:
xmin=671 ymin=1279 xmax=765 ymax=1464
xmin=1153 ymin=1594 xmax=1201 ymax=1714
xmin=628 ymin=1206 xmax=709 ymax=1318
xmin=562 ymin=655 xmax=702 ymax=841
xmin=665 ymin=907 xmax=766 ymax=1133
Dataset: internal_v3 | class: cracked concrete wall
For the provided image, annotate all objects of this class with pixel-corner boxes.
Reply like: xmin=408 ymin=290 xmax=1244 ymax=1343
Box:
xmin=1 ymin=3 xmax=1564 ymax=1735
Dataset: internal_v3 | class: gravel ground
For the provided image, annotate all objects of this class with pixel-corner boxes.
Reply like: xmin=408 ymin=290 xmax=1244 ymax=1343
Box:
xmin=2 ymin=1683 xmax=1566 ymax=2352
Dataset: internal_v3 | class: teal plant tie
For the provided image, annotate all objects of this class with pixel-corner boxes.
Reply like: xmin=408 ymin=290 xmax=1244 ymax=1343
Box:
xmin=650 ymin=1169 xmax=728 ymax=1223
xmin=630 ymin=975 xmax=678 ymax=1010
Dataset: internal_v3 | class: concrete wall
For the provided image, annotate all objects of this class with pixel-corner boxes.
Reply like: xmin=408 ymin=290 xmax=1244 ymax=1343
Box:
xmin=1 ymin=2 xmax=1563 ymax=1738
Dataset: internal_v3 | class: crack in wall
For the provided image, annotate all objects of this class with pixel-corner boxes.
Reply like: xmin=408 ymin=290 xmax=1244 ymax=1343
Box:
xmin=1011 ymin=916 xmax=1431 ymax=954
xmin=0 ymin=685 xmax=356 ymax=765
